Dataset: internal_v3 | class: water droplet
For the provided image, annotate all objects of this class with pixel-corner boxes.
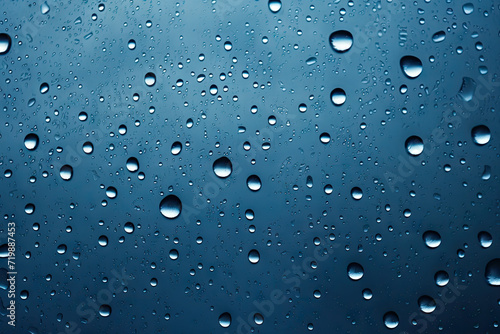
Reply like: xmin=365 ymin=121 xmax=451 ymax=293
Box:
xmin=478 ymin=231 xmax=493 ymax=248
xmin=306 ymin=57 xmax=317 ymax=65
xmin=171 ymin=141 xmax=182 ymax=155
xmin=60 ymin=165 xmax=73 ymax=181
xmin=362 ymin=288 xmax=373 ymax=300
xmin=82 ymin=141 xmax=93 ymax=154
xmin=128 ymin=39 xmax=136 ymax=50
xmin=400 ymin=55 xmax=423 ymax=79
xmin=423 ymin=230 xmax=441 ymax=248
xmin=159 ymin=195 xmax=182 ymax=219
xmin=320 ymin=132 xmax=331 ymax=144
xmin=485 ymin=259 xmax=500 ymax=286
xmin=430 ymin=272 xmax=448 ymax=290
xmin=405 ymin=136 xmax=424 ymax=156
xmin=383 ymin=311 xmax=399 ymax=329
xmin=40 ymin=82 xmax=49 ymax=94
xmin=432 ymin=31 xmax=446 ymax=43
xmin=471 ymin=125 xmax=491 ymax=145
xmin=219 ymin=312 xmax=232 ymax=328
xmin=213 ymin=157 xmax=232 ymax=178
xmin=145 ymin=72 xmax=156 ymax=86
xmin=482 ymin=165 xmax=491 ymax=180
xmin=248 ymin=249 xmax=260 ymax=264
xmin=268 ymin=0 xmax=282 ymax=13
xmin=324 ymin=184 xmax=333 ymax=194
xmin=0 ymin=33 xmax=12 ymax=55
xmin=418 ymin=295 xmax=437 ymax=313
xmin=126 ymin=157 xmax=139 ymax=172
xmin=40 ymin=1 xmax=50 ymax=14
xmin=463 ymin=3 xmax=474 ymax=15
xmin=99 ymin=304 xmax=111 ymax=317
xmin=329 ymin=30 xmax=353 ymax=53
xmin=98 ymin=235 xmax=108 ymax=247
xmin=330 ymin=88 xmax=346 ymax=106
xmin=124 ymin=222 xmax=135 ymax=234
xmin=24 ymin=133 xmax=39 ymax=150
xmin=351 ymin=187 xmax=363 ymax=200
xmin=106 ymin=186 xmax=117 ymax=199
xmin=347 ymin=262 xmax=364 ymax=281
xmin=247 ymin=175 xmax=262 ymax=191
xmin=458 ymin=77 xmax=476 ymax=102
xmin=254 ymin=313 xmax=264 ymax=325
xmin=169 ymin=249 xmax=179 ymax=260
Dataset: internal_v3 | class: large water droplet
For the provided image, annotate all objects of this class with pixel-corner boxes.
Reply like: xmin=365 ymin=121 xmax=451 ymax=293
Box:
xmin=248 ymin=249 xmax=260 ymax=264
xmin=40 ymin=1 xmax=50 ymax=14
xmin=213 ymin=157 xmax=232 ymax=178
xmin=347 ymin=262 xmax=364 ymax=281
xmin=458 ymin=77 xmax=476 ymax=102
xmin=400 ymin=55 xmax=423 ymax=79
xmin=82 ymin=141 xmax=93 ymax=154
xmin=320 ymin=132 xmax=331 ymax=144
xmin=432 ymin=31 xmax=446 ymax=43
xmin=247 ymin=175 xmax=262 ymax=191
xmin=24 ymin=133 xmax=39 ymax=150
xmin=423 ymin=230 xmax=441 ymax=248
xmin=126 ymin=157 xmax=139 ymax=172
xmin=128 ymin=39 xmax=136 ymax=50
xmin=40 ymin=82 xmax=50 ymax=94
xmin=60 ymin=165 xmax=73 ymax=181
xmin=471 ymin=125 xmax=491 ymax=145
xmin=383 ymin=311 xmax=399 ymax=329
xmin=330 ymin=88 xmax=346 ymax=106
xmin=478 ymin=231 xmax=493 ymax=248
xmin=485 ymin=259 xmax=500 ymax=286
xmin=462 ymin=3 xmax=474 ymax=14
xmin=171 ymin=141 xmax=182 ymax=155
xmin=405 ymin=136 xmax=424 ymax=156
xmin=329 ymin=30 xmax=353 ymax=53
xmin=268 ymin=0 xmax=282 ymax=13
xmin=219 ymin=312 xmax=232 ymax=327
xmin=159 ymin=195 xmax=182 ymax=219
xmin=0 ymin=33 xmax=12 ymax=55
xmin=99 ymin=304 xmax=111 ymax=317
xmin=434 ymin=271 xmax=449 ymax=286
xmin=351 ymin=187 xmax=363 ymax=200
xmin=145 ymin=72 xmax=156 ymax=87
xmin=169 ymin=249 xmax=179 ymax=260
xmin=481 ymin=165 xmax=491 ymax=180
xmin=418 ymin=295 xmax=437 ymax=313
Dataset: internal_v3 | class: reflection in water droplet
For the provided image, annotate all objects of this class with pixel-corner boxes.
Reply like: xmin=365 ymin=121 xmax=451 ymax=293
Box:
xmin=423 ymin=230 xmax=441 ymax=248
xmin=383 ymin=311 xmax=399 ymax=329
xmin=99 ymin=304 xmax=111 ymax=317
xmin=418 ymin=295 xmax=437 ymax=314
xmin=248 ymin=249 xmax=260 ymax=264
xmin=40 ymin=82 xmax=50 ymax=94
xmin=458 ymin=77 xmax=476 ymax=102
xmin=400 ymin=55 xmax=423 ymax=78
xmin=60 ymin=165 xmax=73 ymax=181
xmin=219 ymin=312 xmax=232 ymax=328
xmin=268 ymin=0 xmax=282 ymax=13
xmin=171 ymin=141 xmax=182 ymax=155
xmin=432 ymin=31 xmax=446 ymax=43
xmin=485 ymin=259 xmax=500 ymax=286
xmin=126 ymin=157 xmax=139 ymax=172
xmin=347 ymin=262 xmax=364 ymax=281
xmin=434 ymin=271 xmax=450 ymax=287
xmin=471 ymin=125 xmax=491 ymax=145
xmin=405 ymin=136 xmax=424 ymax=156
xmin=160 ymin=195 xmax=182 ymax=219
xmin=330 ymin=88 xmax=346 ymax=106
xmin=247 ymin=175 xmax=262 ymax=191
xmin=351 ymin=187 xmax=363 ymax=200
xmin=329 ymin=30 xmax=353 ymax=53
xmin=145 ymin=72 xmax=156 ymax=86
xmin=0 ymin=33 xmax=12 ymax=55
xmin=213 ymin=157 xmax=232 ymax=178
xmin=478 ymin=231 xmax=493 ymax=248
xmin=24 ymin=133 xmax=39 ymax=150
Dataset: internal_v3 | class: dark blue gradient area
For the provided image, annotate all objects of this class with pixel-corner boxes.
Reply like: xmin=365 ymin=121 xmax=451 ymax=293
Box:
xmin=0 ymin=1 xmax=499 ymax=333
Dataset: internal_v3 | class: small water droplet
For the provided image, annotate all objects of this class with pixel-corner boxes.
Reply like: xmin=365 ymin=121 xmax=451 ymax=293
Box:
xmin=400 ymin=55 xmax=423 ymax=79
xmin=40 ymin=82 xmax=49 ymax=94
xmin=160 ymin=195 xmax=182 ymax=219
xmin=98 ymin=235 xmax=108 ymax=247
xmin=320 ymin=132 xmax=331 ymax=144
xmin=213 ymin=157 xmax=232 ymax=178
xmin=106 ymin=186 xmax=117 ymax=199
xmin=329 ymin=30 xmax=353 ymax=53
xmin=462 ymin=3 xmax=474 ymax=15
xmin=432 ymin=31 xmax=446 ymax=43
xmin=254 ymin=313 xmax=264 ymax=325
xmin=405 ymin=136 xmax=424 ymax=156
xmin=40 ymin=1 xmax=50 ymax=14
xmin=124 ymin=222 xmax=135 ymax=234
xmin=471 ymin=125 xmax=491 ymax=145
xmin=306 ymin=57 xmax=317 ymax=65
